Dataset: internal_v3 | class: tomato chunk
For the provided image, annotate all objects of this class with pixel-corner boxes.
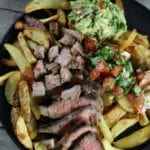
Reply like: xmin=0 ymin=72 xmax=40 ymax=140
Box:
xmin=90 ymin=69 xmax=100 ymax=81
xmin=111 ymin=66 xmax=122 ymax=77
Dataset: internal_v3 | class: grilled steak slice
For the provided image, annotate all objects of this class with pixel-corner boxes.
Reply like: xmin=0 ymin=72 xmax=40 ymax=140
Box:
xmin=60 ymin=68 xmax=72 ymax=84
xmin=25 ymin=16 xmax=47 ymax=32
xmin=45 ymin=74 xmax=61 ymax=91
xmin=49 ymin=22 xmax=59 ymax=37
xmin=71 ymin=42 xmax=85 ymax=56
xmin=34 ymin=60 xmax=46 ymax=79
xmin=55 ymin=48 xmax=72 ymax=67
xmin=48 ymin=45 xmax=59 ymax=62
xmin=62 ymin=28 xmax=84 ymax=42
xmin=34 ymin=46 xmax=45 ymax=59
xmin=32 ymin=82 xmax=46 ymax=97
xmin=41 ymin=139 xmax=55 ymax=150
xmin=39 ymin=97 xmax=100 ymax=119
xmin=59 ymin=126 xmax=98 ymax=150
xmin=45 ymin=62 xmax=60 ymax=74
xmin=38 ymin=107 xmax=97 ymax=134
xmin=73 ymin=133 xmax=102 ymax=150
xmin=61 ymin=85 xmax=81 ymax=101
xmin=59 ymin=34 xmax=76 ymax=46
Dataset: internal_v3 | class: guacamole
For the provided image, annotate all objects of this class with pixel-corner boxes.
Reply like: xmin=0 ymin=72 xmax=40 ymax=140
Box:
xmin=68 ymin=0 xmax=127 ymax=40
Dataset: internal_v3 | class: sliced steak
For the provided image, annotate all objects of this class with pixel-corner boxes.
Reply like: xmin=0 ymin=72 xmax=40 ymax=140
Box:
xmin=39 ymin=97 xmax=100 ymax=119
xmin=61 ymin=85 xmax=81 ymax=101
xmin=32 ymin=82 xmax=46 ymax=97
xmin=59 ymin=34 xmax=76 ymax=46
xmin=48 ymin=45 xmax=59 ymax=62
xmin=38 ymin=107 xmax=97 ymax=134
xmin=34 ymin=46 xmax=45 ymax=59
xmin=41 ymin=139 xmax=55 ymax=150
xmin=60 ymin=68 xmax=72 ymax=84
xmin=59 ymin=126 xmax=98 ymax=150
xmin=34 ymin=60 xmax=46 ymax=79
xmin=45 ymin=74 xmax=61 ymax=91
xmin=49 ymin=22 xmax=59 ymax=37
xmin=55 ymin=48 xmax=72 ymax=67
xmin=25 ymin=16 xmax=47 ymax=32
xmin=73 ymin=133 xmax=102 ymax=150
xmin=62 ymin=28 xmax=84 ymax=42
xmin=45 ymin=62 xmax=60 ymax=74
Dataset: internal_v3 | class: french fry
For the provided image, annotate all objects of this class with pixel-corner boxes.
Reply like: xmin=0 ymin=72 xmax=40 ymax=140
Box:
xmin=34 ymin=142 xmax=47 ymax=150
xmin=4 ymin=44 xmax=33 ymax=81
xmin=97 ymin=115 xmax=113 ymax=143
xmin=102 ymin=139 xmax=122 ymax=150
xmin=27 ymin=40 xmax=39 ymax=51
xmin=104 ymin=104 xmax=127 ymax=128
xmin=1 ymin=59 xmax=17 ymax=67
xmin=111 ymin=118 xmax=138 ymax=138
xmin=102 ymin=93 xmax=114 ymax=107
xmin=24 ymin=0 xmax=71 ymax=13
xmin=18 ymin=32 xmax=36 ymax=64
xmin=139 ymin=112 xmax=149 ymax=126
xmin=120 ymin=29 xmax=137 ymax=51
xmin=5 ymin=71 xmax=21 ymax=105
xmin=57 ymin=9 xmax=67 ymax=26
xmin=11 ymin=107 xmax=20 ymax=128
xmin=19 ymin=80 xmax=31 ymax=123
xmin=15 ymin=21 xmax=27 ymax=30
xmin=113 ymin=125 xmax=150 ymax=149
xmin=39 ymin=15 xmax=58 ymax=24
xmin=16 ymin=116 xmax=33 ymax=149
xmin=24 ymin=29 xmax=50 ymax=49
xmin=117 ymin=95 xmax=135 ymax=113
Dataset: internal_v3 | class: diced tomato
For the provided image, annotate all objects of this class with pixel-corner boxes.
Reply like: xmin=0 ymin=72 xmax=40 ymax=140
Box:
xmin=95 ymin=60 xmax=109 ymax=75
xmin=84 ymin=38 xmax=96 ymax=53
xmin=90 ymin=69 xmax=100 ymax=81
xmin=111 ymin=66 xmax=122 ymax=77
xmin=103 ymin=77 xmax=115 ymax=91
xmin=113 ymin=86 xmax=123 ymax=97
xmin=97 ymin=1 xmax=105 ymax=9
xmin=127 ymin=93 xmax=135 ymax=103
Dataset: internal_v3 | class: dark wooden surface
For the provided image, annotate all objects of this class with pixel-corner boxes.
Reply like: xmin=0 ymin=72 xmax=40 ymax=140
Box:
xmin=0 ymin=0 xmax=149 ymax=150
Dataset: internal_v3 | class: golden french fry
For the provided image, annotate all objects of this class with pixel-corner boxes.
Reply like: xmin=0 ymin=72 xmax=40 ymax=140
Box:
xmin=19 ymin=80 xmax=31 ymax=123
xmin=113 ymin=125 xmax=150 ymax=149
xmin=15 ymin=21 xmax=27 ymax=30
xmin=120 ymin=29 xmax=137 ymax=51
xmin=97 ymin=115 xmax=113 ymax=143
xmin=104 ymin=105 xmax=127 ymax=128
xmin=111 ymin=118 xmax=138 ymax=138
xmin=39 ymin=15 xmax=58 ymax=24
xmin=117 ymin=95 xmax=135 ymax=113
xmin=102 ymin=93 xmax=114 ymax=107
xmin=27 ymin=40 xmax=39 ymax=51
xmin=57 ymin=9 xmax=67 ymax=26
xmin=24 ymin=29 xmax=50 ymax=49
xmin=1 ymin=59 xmax=17 ymax=67
xmin=16 ymin=116 xmax=33 ymax=149
xmin=18 ymin=32 xmax=36 ymax=64
xmin=34 ymin=142 xmax=48 ymax=150
xmin=24 ymin=0 xmax=71 ymax=13
xmin=5 ymin=71 xmax=21 ymax=105
xmin=11 ymin=107 xmax=20 ymax=128
xmin=139 ymin=112 xmax=149 ymax=126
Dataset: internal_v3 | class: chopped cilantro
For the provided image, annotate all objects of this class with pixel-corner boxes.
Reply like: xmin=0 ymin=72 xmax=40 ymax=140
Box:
xmin=132 ymin=85 xmax=142 ymax=96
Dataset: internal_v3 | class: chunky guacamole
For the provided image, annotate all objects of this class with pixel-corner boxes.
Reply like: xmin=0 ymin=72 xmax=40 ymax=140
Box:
xmin=68 ymin=0 xmax=127 ymax=40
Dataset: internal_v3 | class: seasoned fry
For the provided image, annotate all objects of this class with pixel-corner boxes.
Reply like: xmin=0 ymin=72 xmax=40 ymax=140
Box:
xmin=11 ymin=107 xmax=20 ymax=128
xmin=0 ymin=71 xmax=16 ymax=85
xmin=39 ymin=15 xmax=58 ymax=24
xmin=104 ymin=104 xmax=127 ymax=128
xmin=25 ymin=0 xmax=71 ymax=13
xmin=120 ymin=29 xmax=137 ymax=51
xmin=97 ymin=115 xmax=113 ymax=143
xmin=102 ymin=93 xmax=114 ymax=107
xmin=117 ymin=95 xmax=135 ymax=113
xmin=1 ymin=59 xmax=17 ymax=67
xmin=16 ymin=116 xmax=33 ymax=149
xmin=111 ymin=118 xmax=138 ymax=138
xmin=5 ymin=71 xmax=21 ymax=105
xmin=57 ymin=9 xmax=67 ymax=26
xmin=24 ymin=29 xmax=50 ymax=49
xmin=102 ymin=139 xmax=122 ymax=150
xmin=34 ymin=142 xmax=47 ymax=150
xmin=113 ymin=125 xmax=150 ymax=149
xmin=27 ymin=40 xmax=39 ymax=51
xmin=18 ymin=32 xmax=36 ymax=64
xmin=19 ymin=80 xmax=31 ymax=123
xmin=139 ymin=112 xmax=149 ymax=126
xmin=15 ymin=21 xmax=27 ymax=30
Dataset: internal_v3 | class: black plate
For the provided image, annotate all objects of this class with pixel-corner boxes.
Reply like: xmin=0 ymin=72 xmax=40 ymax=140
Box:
xmin=0 ymin=0 xmax=150 ymax=150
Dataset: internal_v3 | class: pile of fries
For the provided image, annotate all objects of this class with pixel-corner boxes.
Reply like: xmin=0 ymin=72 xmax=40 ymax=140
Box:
xmin=0 ymin=0 xmax=149 ymax=150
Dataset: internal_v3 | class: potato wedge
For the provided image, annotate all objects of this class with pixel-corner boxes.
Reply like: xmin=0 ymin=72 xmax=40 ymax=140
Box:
xmin=5 ymin=71 xmax=21 ymax=105
xmin=113 ymin=125 xmax=150 ymax=149
xmin=19 ymin=80 xmax=31 ymax=123
xmin=11 ymin=107 xmax=20 ymax=128
xmin=139 ymin=112 xmax=149 ymax=126
xmin=16 ymin=116 xmax=33 ymax=149
xmin=97 ymin=115 xmax=113 ymax=143
xmin=104 ymin=104 xmax=127 ymax=128
xmin=102 ymin=139 xmax=122 ymax=150
xmin=117 ymin=95 xmax=135 ymax=113
xmin=39 ymin=15 xmax=58 ymax=24
xmin=57 ymin=9 xmax=67 ymax=26
xmin=24 ymin=29 xmax=50 ymax=49
xmin=18 ymin=32 xmax=36 ymax=64
xmin=34 ymin=142 xmax=47 ymax=150
xmin=4 ymin=44 xmax=33 ymax=81
xmin=111 ymin=118 xmax=138 ymax=138
xmin=25 ymin=0 xmax=71 ymax=13
xmin=27 ymin=40 xmax=39 ymax=51
xmin=1 ymin=59 xmax=17 ymax=67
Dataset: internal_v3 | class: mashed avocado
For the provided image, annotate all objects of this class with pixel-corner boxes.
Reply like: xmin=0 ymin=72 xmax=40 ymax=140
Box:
xmin=68 ymin=0 xmax=127 ymax=40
